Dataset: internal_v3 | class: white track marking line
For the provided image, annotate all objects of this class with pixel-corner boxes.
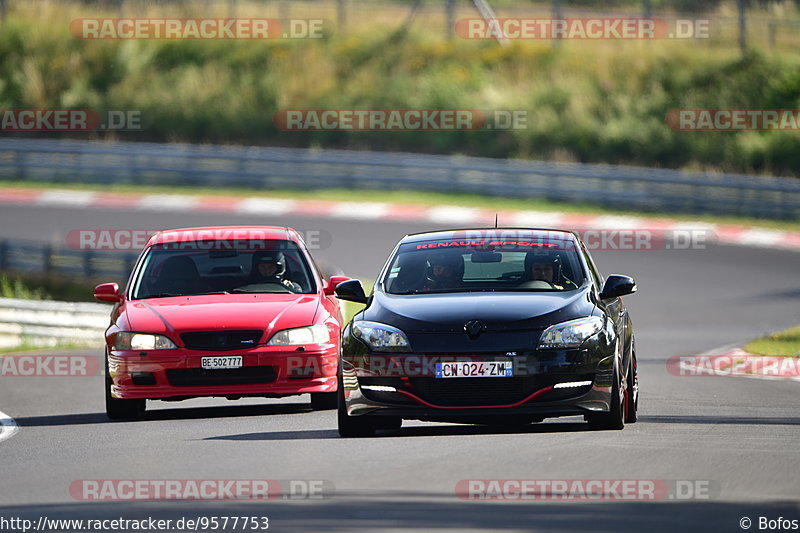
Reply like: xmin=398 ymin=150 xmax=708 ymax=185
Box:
xmin=236 ymin=197 xmax=297 ymax=215
xmin=734 ymin=229 xmax=786 ymax=248
xmin=330 ymin=202 xmax=389 ymax=219
xmin=0 ymin=409 xmax=19 ymax=443
xmin=36 ymin=189 xmax=96 ymax=207
xmin=137 ymin=194 xmax=197 ymax=211
xmin=683 ymin=345 xmax=800 ymax=383
xmin=425 ymin=206 xmax=485 ymax=224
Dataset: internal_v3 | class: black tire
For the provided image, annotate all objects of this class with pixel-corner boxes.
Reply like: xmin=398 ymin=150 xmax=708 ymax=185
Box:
xmin=587 ymin=365 xmax=624 ymax=431
xmin=624 ymin=353 xmax=638 ymax=424
xmin=104 ymin=362 xmax=145 ymax=420
xmin=337 ymin=383 xmax=375 ymax=438
xmin=374 ymin=417 xmax=402 ymax=430
xmin=310 ymin=391 xmax=338 ymax=411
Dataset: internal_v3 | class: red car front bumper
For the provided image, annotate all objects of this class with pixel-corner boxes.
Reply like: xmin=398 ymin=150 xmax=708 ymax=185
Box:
xmin=108 ymin=345 xmax=338 ymax=400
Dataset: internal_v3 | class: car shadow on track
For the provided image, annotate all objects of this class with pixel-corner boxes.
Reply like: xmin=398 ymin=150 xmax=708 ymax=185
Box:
xmin=206 ymin=419 xmax=596 ymax=441
xmin=13 ymin=402 xmax=312 ymax=427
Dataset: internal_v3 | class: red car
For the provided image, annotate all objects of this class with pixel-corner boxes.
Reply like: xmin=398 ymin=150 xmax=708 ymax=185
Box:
xmin=94 ymin=226 xmax=349 ymax=419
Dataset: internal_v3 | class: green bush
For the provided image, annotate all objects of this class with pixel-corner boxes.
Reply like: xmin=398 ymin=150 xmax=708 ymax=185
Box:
xmin=2 ymin=4 xmax=799 ymax=177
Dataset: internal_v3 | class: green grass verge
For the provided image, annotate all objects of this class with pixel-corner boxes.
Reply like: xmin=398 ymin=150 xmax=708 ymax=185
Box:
xmin=0 ymin=341 xmax=102 ymax=356
xmin=745 ymin=325 xmax=800 ymax=357
xmin=4 ymin=179 xmax=800 ymax=232
xmin=0 ymin=272 xmax=102 ymax=302
xmin=0 ymin=272 xmax=50 ymax=300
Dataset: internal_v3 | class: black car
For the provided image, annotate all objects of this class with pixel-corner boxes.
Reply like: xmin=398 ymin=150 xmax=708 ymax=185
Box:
xmin=334 ymin=228 xmax=638 ymax=437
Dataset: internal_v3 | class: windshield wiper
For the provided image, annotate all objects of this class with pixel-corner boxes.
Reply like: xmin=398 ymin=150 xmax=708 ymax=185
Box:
xmin=192 ymin=291 xmax=230 ymax=295
xmin=392 ymin=288 xmax=489 ymax=295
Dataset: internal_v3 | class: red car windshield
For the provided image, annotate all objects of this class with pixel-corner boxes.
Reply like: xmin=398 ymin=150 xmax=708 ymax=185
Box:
xmin=130 ymin=239 xmax=316 ymax=298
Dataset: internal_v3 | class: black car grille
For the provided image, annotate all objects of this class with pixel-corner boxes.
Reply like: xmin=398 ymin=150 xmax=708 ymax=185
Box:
xmin=180 ymin=330 xmax=263 ymax=351
xmin=412 ymin=377 xmax=530 ymax=406
xmin=166 ymin=366 xmax=277 ymax=387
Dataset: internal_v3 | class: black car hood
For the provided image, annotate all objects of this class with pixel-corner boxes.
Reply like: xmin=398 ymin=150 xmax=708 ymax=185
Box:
xmin=365 ymin=288 xmax=594 ymax=333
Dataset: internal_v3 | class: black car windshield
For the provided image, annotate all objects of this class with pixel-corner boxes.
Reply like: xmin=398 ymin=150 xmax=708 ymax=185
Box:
xmin=131 ymin=239 xmax=316 ymax=299
xmin=383 ymin=236 xmax=585 ymax=294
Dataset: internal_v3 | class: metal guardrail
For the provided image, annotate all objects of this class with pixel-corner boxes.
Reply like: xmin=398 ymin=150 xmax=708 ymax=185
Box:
xmin=0 ymin=297 xmax=110 ymax=348
xmin=1 ymin=138 xmax=799 ymax=219
xmin=0 ymin=238 xmax=135 ymax=284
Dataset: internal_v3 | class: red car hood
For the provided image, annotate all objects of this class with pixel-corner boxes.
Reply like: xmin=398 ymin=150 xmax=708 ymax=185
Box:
xmin=122 ymin=293 xmax=321 ymax=343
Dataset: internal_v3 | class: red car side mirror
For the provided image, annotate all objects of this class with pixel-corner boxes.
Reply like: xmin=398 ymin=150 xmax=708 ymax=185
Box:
xmin=94 ymin=282 xmax=122 ymax=303
xmin=323 ymin=276 xmax=351 ymax=296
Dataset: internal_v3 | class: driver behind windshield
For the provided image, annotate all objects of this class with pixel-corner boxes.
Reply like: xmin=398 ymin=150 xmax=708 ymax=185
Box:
xmin=250 ymin=251 xmax=301 ymax=292
xmin=524 ymin=252 xmax=575 ymax=290
xmin=423 ymin=252 xmax=464 ymax=290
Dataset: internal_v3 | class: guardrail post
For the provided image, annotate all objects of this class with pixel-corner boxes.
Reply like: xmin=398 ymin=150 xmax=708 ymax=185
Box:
xmin=768 ymin=20 xmax=776 ymax=48
xmin=43 ymin=245 xmax=53 ymax=278
xmin=446 ymin=0 xmax=455 ymax=39
xmin=0 ymin=241 xmax=8 ymax=271
xmin=83 ymin=251 xmax=94 ymax=279
xmin=337 ymin=0 xmax=346 ymax=34
xmin=552 ymin=0 xmax=563 ymax=48
xmin=125 ymin=253 xmax=137 ymax=279
xmin=737 ymin=0 xmax=747 ymax=54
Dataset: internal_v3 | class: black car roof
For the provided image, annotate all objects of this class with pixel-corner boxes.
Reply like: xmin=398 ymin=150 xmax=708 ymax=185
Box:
xmin=400 ymin=228 xmax=579 ymax=244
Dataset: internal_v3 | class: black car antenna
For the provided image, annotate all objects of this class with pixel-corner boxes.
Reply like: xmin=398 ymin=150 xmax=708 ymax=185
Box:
xmin=494 ymin=214 xmax=498 ymax=228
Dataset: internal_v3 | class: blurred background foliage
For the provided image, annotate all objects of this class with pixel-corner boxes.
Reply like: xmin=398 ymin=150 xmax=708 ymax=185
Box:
xmin=1 ymin=0 xmax=799 ymax=176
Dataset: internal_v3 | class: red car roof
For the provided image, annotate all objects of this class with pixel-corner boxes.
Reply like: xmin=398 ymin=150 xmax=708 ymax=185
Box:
xmin=146 ymin=226 xmax=300 ymax=247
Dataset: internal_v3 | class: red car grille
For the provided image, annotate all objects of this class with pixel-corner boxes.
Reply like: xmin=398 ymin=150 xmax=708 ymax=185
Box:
xmin=166 ymin=366 xmax=277 ymax=387
xmin=180 ymin=330 xmax=263 ymax=351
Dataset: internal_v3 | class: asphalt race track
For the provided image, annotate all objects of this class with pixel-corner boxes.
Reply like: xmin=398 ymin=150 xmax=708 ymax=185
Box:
xmin=0 ymin=203 xmax=798 ymax=532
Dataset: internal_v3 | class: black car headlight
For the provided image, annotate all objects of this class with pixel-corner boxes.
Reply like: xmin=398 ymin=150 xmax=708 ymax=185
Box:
xmin=352 ymin=321 xmax=411 ymax=352
xmin=537 ymin=317 xmax=603 ymax=350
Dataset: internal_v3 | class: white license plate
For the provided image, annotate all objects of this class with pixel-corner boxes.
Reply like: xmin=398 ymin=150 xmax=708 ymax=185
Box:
xmin=435 ymin=361 xmax=513 ymax=378
xmin=201 ymin=356 xmax=243 ymax=370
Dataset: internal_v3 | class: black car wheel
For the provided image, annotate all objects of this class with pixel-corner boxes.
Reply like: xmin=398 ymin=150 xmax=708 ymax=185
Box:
xmin=374 ymin=417 xmax=402 ymax=430
xmin=104 ymin=359 xmax=145 ymax=420
xmin=624 ymin=353 xmax=638 ymax=424
xmin=310 ymin=391 xmax=338 ymax=410
xmin=587 ymin=365 xmax=624 ymax=431
xmin=337 ymin=383 xmax=376 ymax=437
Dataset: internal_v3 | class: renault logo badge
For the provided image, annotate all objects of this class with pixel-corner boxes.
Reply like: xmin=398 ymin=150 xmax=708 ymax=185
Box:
xmin=464 ymin=320 xmax=486 ymax=339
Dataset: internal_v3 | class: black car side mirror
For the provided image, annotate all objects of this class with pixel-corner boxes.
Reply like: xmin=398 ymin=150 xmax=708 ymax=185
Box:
xmin=599 ymin=275 xmax=637 ymax=300
xmin=335 ymin=279 xmax=369 ymax=304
